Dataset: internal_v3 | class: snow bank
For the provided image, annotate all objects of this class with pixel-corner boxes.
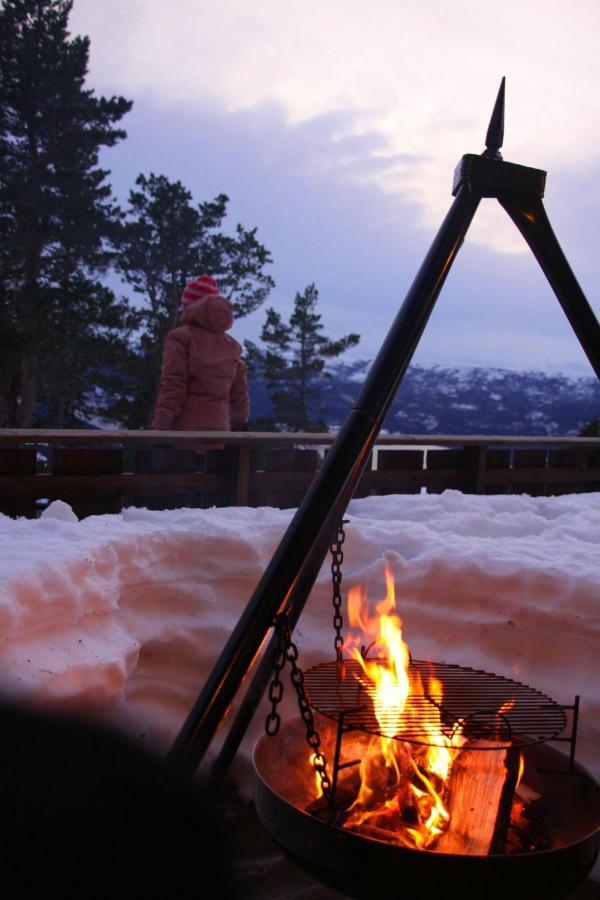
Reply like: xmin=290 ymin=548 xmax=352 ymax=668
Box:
xmin=0 ymin=492 xmax=598 ymax=792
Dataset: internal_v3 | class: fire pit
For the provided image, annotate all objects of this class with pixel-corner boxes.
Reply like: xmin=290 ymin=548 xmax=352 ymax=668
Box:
xmin=252 ymin=561 xmax=600 ymax=899
xmin=254 ymin=716 xmax=600 ymax=900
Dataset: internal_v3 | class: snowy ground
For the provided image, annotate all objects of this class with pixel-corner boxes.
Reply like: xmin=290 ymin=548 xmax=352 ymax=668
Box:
xmin=0 ymin=490 xmax=599 ymax=877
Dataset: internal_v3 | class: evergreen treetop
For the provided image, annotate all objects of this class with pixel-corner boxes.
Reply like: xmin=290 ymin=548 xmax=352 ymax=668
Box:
xmin=250 ymin=283 xmax=360 ymax=431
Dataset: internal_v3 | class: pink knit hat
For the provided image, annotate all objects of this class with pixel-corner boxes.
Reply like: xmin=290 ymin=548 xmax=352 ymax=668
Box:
xmin=181 ymin=275 xmax=220 ymax=307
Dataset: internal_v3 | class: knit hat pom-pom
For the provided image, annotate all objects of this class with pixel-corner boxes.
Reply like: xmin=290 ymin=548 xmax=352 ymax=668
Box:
xmin=181 ymin=275 xmax=220 ymax=307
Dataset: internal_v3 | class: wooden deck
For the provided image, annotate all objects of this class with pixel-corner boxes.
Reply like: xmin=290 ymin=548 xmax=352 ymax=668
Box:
xmin=223 ymin=792 xmax=346 ymax=899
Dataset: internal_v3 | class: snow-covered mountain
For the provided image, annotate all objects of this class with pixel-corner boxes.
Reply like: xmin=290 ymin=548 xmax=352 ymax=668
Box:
xmin=249 ymin=364 xmax=600 ymax=435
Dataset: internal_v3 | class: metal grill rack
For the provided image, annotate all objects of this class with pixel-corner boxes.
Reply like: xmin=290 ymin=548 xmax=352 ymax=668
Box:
xmin=304 ymin=658 xmax=567 ymax=750
xmin=303 ymin=656 xmax=578 ymax=805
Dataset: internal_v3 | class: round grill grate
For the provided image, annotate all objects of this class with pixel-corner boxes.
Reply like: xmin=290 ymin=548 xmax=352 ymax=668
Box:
xmin=303 ymin=658 xmax=566 ymax=749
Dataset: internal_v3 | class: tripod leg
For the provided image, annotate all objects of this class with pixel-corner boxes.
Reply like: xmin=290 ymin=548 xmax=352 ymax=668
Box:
xmin=499 ymin=194 xmax=600 ymax=380
xmin=209 ymin=496 xmax=348 ymax=784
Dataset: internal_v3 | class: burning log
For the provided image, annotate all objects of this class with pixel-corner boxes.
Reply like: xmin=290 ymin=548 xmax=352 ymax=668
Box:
xmin=436 ymin=742 xmax=520 ymax=855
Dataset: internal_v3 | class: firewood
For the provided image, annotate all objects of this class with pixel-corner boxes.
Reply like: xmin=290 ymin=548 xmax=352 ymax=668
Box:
xmin=489 ymin=748 xmax=521 ymax=855
xmin=436 ymin=741 xmax=510 ymax=855
xmin=305 ymin=783 xmax=356 ymax=819
xmin=357 ymin=822 xmax=406 ymax=845
xmin=514 ymin=781 xmax=540 ymax=805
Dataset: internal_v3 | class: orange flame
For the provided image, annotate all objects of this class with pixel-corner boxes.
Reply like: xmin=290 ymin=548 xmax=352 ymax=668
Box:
xmin=341 ymin=567 xmax=464 ymax=849
xmin=309 ymin=752 xmax=324 ymax=799
xmin=516 ymin=752 xmax=525 ymax=790
xmin=308 ymin=565 xmax=527 ymax=852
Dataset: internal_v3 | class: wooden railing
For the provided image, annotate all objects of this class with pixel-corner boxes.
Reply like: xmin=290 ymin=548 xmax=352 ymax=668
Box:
xmin=0 ymin=429 xmax=599 ymax=519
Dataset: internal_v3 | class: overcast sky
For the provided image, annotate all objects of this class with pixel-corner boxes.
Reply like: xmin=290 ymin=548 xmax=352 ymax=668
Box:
xmin=69 ymin=0 xmax=600 ymax=376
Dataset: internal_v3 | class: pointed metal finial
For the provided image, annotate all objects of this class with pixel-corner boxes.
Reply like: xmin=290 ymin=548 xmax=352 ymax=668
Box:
xmin=483 ymin=77 xmax=505 ymax=159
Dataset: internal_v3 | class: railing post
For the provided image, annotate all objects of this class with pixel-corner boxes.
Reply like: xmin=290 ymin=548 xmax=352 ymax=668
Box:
xmin=475 ymin=444 xmax=488 ymax=494
xmin=462 ymin=443 xmax=488 ymax=494
xmin=232 ymin=445 xmax=251 ymax=507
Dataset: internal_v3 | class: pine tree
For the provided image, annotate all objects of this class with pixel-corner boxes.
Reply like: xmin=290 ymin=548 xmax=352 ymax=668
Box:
xmin=0 ymin=0 xmax=133 ymax=426
xmin=33 ymin=280 xmax=138 ymax=427
xmin=253 ymin=283 xmax=360 ymax=431
xmin=114 ymin=172 xmax=274 ymax=426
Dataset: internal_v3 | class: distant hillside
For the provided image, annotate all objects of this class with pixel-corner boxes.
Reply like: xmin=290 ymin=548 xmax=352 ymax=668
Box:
xmin=248 ymin=363 xmax=600 ymax=436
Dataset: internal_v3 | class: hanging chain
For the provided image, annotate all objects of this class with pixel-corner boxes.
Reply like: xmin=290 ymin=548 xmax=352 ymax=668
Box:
xmin=265 ymin=621 xmax=287 ymax=736
xmin=330 ymin=519 xmax=348 ymax=662
xmin=266 ymin=613 xmax=338 ymax=818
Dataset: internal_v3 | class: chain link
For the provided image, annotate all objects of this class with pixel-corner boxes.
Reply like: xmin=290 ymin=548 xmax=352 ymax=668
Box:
xmin=330 ymin=519 xmax=348 ymax=662
xmin=265 ymin=623 xmax=287 ymax=736
xmin=265 ymin=614 xmax=338 ymax=818
xmin=285 ymin=629 xmax=337 ymax=814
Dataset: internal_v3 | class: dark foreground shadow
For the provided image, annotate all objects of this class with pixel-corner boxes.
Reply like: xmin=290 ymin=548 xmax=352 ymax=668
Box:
xmin=0 ymin=702 xmax=231 ymax=899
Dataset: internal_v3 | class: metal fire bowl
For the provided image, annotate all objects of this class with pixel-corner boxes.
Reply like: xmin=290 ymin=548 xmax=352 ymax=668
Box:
xmin=253 ymin=715 xmax=600 ymax=900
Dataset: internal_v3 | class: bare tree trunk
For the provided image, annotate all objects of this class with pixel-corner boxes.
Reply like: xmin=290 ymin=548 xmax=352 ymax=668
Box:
xmin=147 ymin=341 xmax=166 ymax=427
xmin=0 ymin=378 xmax=14 ymax=427
xmin=15 ymin=351 xmax=38 ymax=426
xmin=168 ymin=277 xmax=180 ymax=330
xmin=15 ymin=235 xmax=44 ymax=427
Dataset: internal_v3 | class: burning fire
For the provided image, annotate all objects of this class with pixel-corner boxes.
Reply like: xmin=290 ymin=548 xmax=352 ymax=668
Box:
xmin=339 ymin=567 xmax=465 ymax=849
xmin=305 ymin=566 xmax=530 ymax=854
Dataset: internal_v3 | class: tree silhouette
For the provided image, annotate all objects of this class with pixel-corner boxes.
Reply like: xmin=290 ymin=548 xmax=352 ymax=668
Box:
xmin=0 ymin=0 xmax=132 ymax=426
xmin=249 ymin=283 xmax=359 ymax=431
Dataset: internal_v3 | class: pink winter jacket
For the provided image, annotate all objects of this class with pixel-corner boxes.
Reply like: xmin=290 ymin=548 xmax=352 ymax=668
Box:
xmin=152 ymin=296 xmax=249 ymax=432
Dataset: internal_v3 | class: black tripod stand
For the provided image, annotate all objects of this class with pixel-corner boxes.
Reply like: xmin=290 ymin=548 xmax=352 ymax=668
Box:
xmin=168 ymin=78 xmax=600 ymax=779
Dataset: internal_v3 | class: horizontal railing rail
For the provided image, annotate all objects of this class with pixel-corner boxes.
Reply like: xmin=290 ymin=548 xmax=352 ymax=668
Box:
xmin=0 ymin=429 xmax=599 ymax=518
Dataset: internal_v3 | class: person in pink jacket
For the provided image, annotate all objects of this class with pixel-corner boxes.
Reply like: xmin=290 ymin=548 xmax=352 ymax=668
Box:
xmin=152 ymin=275 xmax=250 ymax=433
